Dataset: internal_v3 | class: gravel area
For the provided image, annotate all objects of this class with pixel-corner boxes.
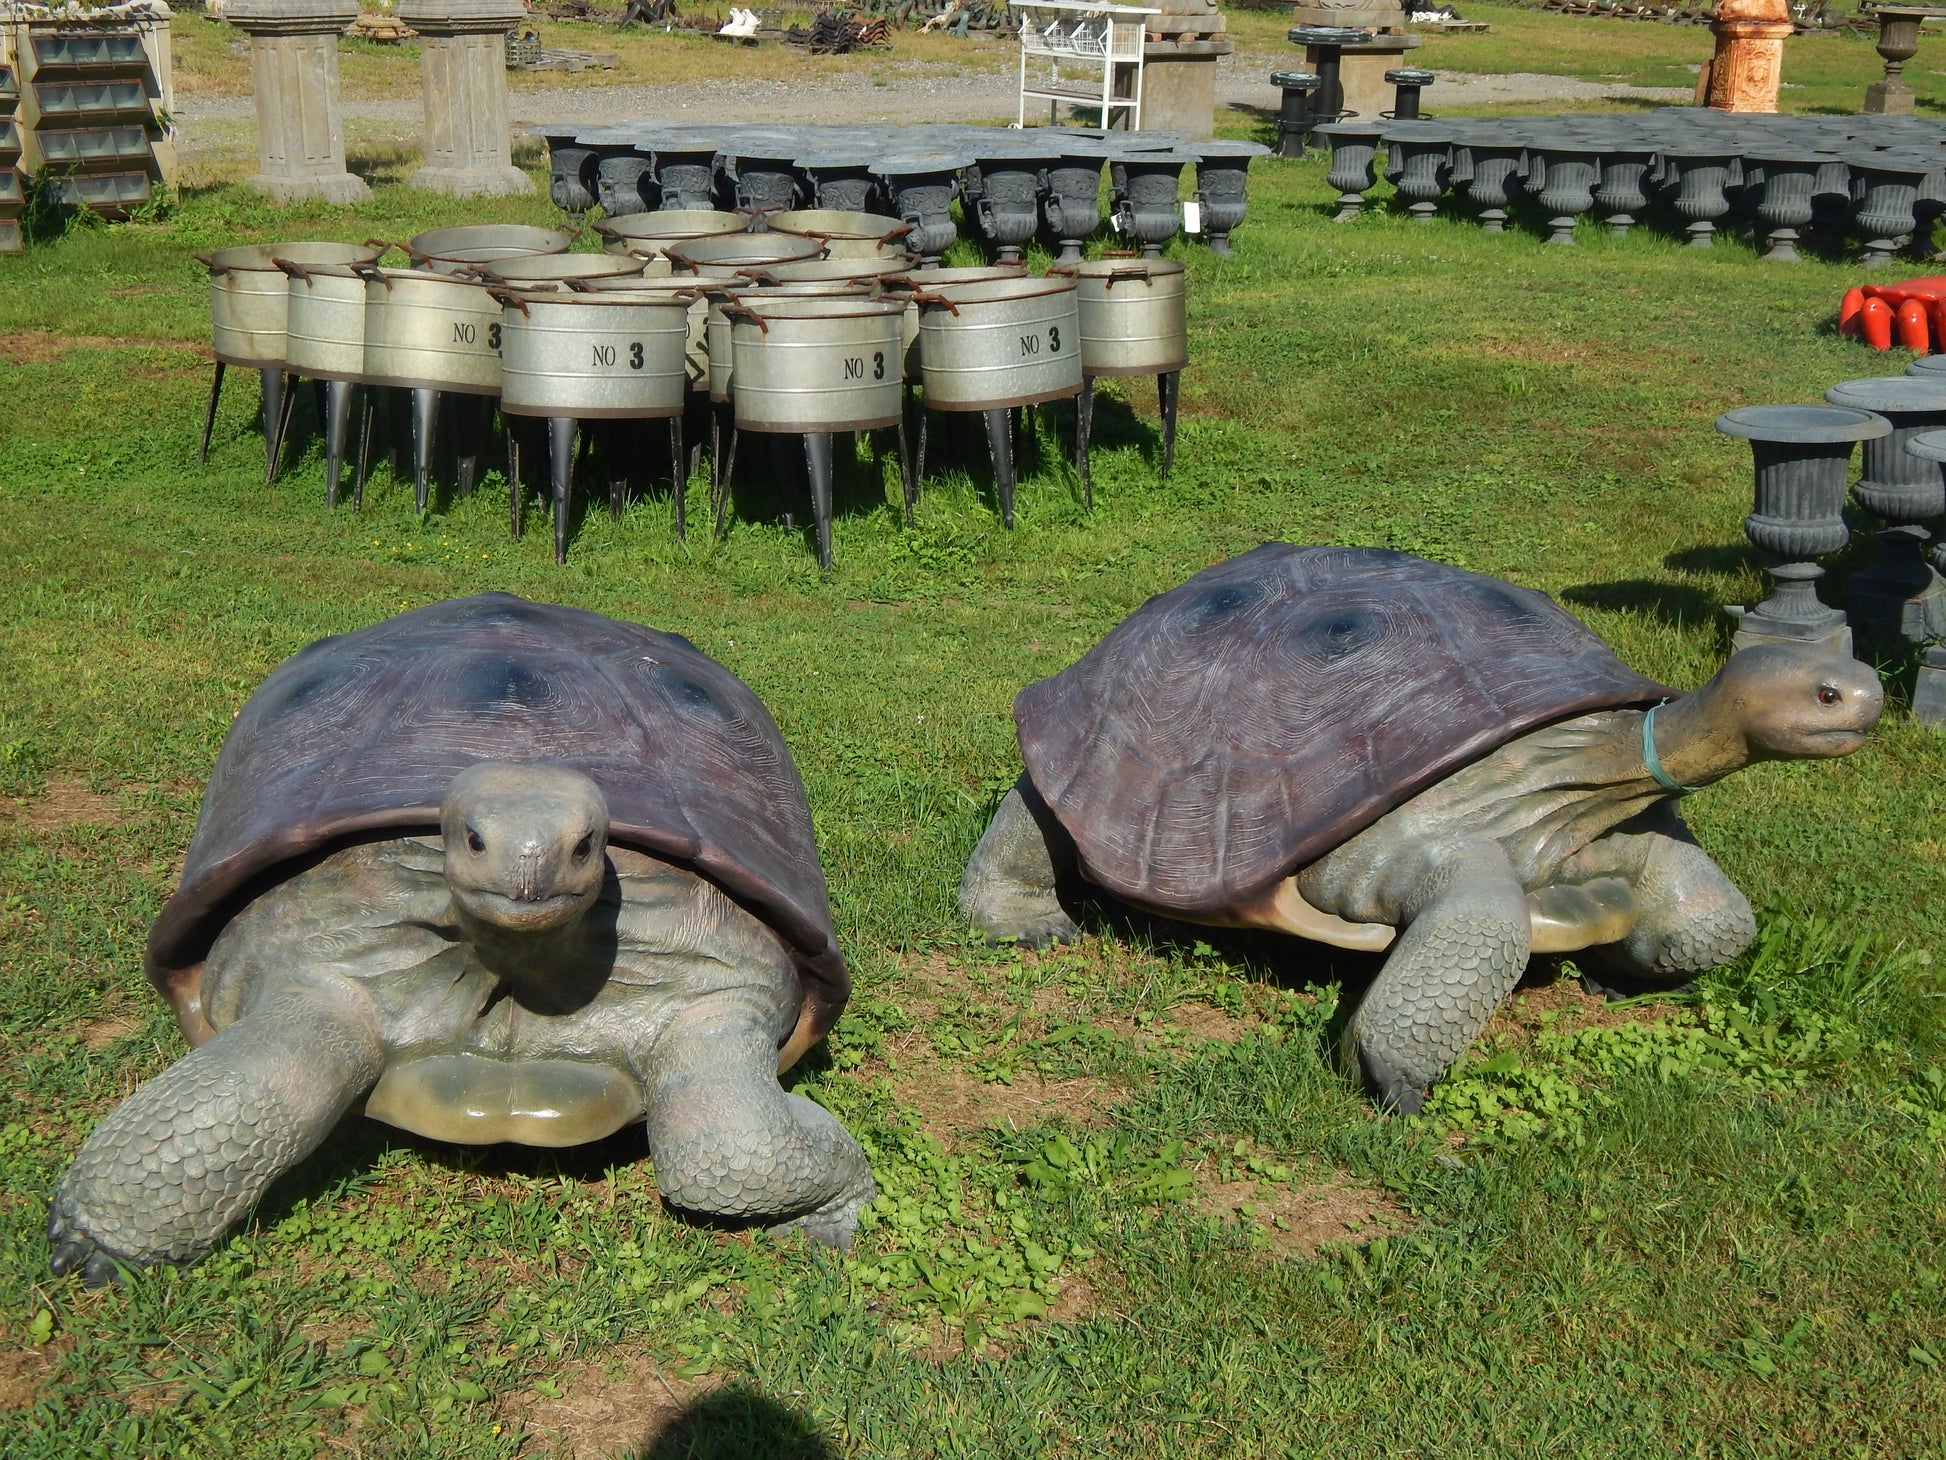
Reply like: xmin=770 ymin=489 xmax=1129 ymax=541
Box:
xmin=170 ymin=58 xmax=1690 ymax=169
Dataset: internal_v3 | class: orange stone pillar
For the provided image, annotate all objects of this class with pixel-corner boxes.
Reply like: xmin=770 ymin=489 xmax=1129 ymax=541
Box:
xmin=1704 ymin=0 xmax=1792 ymax=113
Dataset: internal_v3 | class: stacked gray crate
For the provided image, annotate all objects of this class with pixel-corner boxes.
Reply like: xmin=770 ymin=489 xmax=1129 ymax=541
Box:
xmin=18 ymin=28 xmax=162 ymax=219
xmin=0 ymin=64 xmax=20 ymax=252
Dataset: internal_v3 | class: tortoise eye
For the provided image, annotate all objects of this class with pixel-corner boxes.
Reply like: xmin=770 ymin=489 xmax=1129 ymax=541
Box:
xmin=1817 ymin=685 xmax=1841 ymax=707
xmin=466 ymin=828 xmax=485 ymax=854
xmin=573 ymin=835 xmax=593 ymax=861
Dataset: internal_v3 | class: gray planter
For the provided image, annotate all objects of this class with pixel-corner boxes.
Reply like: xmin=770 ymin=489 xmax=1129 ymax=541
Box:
xmin=1454 ymin=128 xmax=1525 ymax=233
xmin=968 ymin=151 xmax=1051 ymax=263
xmin=1384 ymin=123 xmax=1454 ymax=225
xmin=1192 ymin=140 xmax=1267 ymax=255
xmin=718 ymin=139 xmax=803 ymax=214
xmin=1593 ymin=148 xmax=1653 ymax=238
xmin=1528 ymin=142 xmax=1600 ymax=246
xmin=795 ymin=149 xmax=882 ymax=213
xmin=1110 ymin=151 xmax=1193 ymax=257
xmin=875 ymin=151 xmax=967 ymax=266
xmin=1823 ymin=375 xmax=1946 ymax=645
xmin=1745 ymin=150 xmax=1821 ymax=261
xmin=535 ymin=127 xmax=597 ymax=220
xmin=1846 ymin=149 xmax=1931 ymax=267
xmin=1044 ymin=152 xmax=1105 ymax=263
xmin=1313 ymin=120 xmax=1384 ymax=222
xmin=1664 ymin=149 xmax=1735 ymax=249
xmin=1716 ymin=403 xmax=1891 ymax=655
xmin=654 ymin=138 xmax=724 ymax=213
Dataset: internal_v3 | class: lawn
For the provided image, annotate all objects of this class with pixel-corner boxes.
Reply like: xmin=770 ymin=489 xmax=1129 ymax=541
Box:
xmin=3 ymin=22 xmax=1946 ymax=1459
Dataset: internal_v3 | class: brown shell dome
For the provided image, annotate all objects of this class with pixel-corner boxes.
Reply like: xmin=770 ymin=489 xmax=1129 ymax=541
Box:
xmin=1014 ymin=544 xmax=1669 ymax=915
xmin=146 ymin=594 xmax=848 ymax=1048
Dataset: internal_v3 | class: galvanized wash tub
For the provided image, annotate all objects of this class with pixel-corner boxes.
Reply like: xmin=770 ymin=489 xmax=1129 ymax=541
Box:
xmin=280 ymin=260 xmax=373 ymax=382
xmin=745 ymin=255 xmax=915 ymax=285
xmin=765 ymin=209 xmax=913 ymax=260
xmin=912 ymin=273 xmax=1081 ymax=410
xmin=406 ymin=224 xmax=576 ymax=272
xmin=667 ymin=231 xmax=825 ymax=277
xmin=885 ymin=263 xmax=1025 ymax=381
xmin=473 ymin=252 xmax=651 ymax=286
xmin=495 ymin=289 xmax=693 ymax=420
xmin=724 ymin=294 xmax=906 ymax=433
xmin=201 ymin=242 xmax=381 ymax=367
xmin=577 ymin=272 xmax=723 ymax=390
xmin=707 ymin=283 xmax=874 ymax=404
xmin=595 ymin=209 xmax=749 ymax=262
xmin=1055 ymin=258 xmax=1188 ymax=376
xmin=359 ymin=265 xmax=504 ymax=395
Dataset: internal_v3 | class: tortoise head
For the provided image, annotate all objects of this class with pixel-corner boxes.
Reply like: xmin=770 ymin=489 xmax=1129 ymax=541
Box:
xmin=439 ymin=761 xmax=610 ymax=934
xmin=1659 ymin=645 xmax=1883 ymax=788
xmin=1703 ymin=643 xmax=1882 ymax=762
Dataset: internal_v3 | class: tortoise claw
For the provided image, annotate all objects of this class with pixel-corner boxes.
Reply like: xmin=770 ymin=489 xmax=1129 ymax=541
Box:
xmin=48 ymin=1198 xmax=134 ymax=1287
xmin=1357 ymin=1048 xmax=1426 ymax=1117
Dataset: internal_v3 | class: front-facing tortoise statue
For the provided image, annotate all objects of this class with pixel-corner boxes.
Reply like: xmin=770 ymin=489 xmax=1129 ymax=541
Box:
xmin=49 ymin=593 xmax=873 ymax=1285
xmin=960 ymin=544 xmax=1883 ymax=1112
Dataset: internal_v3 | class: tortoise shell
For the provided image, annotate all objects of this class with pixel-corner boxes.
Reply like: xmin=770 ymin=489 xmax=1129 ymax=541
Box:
xmin=146 ymin=594 xmax=847 ymax=1049
xmin=1014 ymin=544 xmax=1670 ymax=916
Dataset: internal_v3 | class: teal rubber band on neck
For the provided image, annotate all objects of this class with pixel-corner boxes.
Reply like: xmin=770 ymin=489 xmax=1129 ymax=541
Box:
xmin=1641 ymin=702 xmax=1698 ymax=796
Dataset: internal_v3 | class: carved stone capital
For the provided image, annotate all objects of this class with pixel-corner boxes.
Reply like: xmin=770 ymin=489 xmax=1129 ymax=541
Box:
xmin=224 ymin=0 xmax=359 ymax=37
xmin=396 ymin=0 xmax=526 ymax=35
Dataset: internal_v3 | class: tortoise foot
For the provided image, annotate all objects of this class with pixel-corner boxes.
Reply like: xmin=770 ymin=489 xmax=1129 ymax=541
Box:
xmin=766 ymin=1184 xmax=874 ymax=1250
xmin=47 ymin=1199 xmax=140 ymax=1288
xmin=980 ymin=907 xmax=1080 ymax=950
xmin=1357 ymin=1047 xmax=1426 ymax=1117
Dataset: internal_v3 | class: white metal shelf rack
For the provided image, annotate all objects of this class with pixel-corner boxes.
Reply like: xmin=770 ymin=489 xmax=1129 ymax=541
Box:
xmin=1010 ymin=0 xmax=1159 ymax=130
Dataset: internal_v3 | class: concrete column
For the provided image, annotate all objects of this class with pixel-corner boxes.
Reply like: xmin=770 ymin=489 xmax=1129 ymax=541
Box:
xmin=397 ymin=0 xmax=533 ymax=197
xmin=225 ymin=0 xmax=370 ymax=205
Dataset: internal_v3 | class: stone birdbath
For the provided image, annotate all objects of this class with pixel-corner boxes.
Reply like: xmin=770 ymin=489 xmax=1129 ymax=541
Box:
xmin=1716 ymin=403 xmax=1891 ymax=656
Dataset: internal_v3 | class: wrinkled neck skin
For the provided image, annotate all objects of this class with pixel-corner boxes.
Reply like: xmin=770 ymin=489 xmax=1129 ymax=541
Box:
xmin=1643 ymin=685 xmax=1753 ymax=791
xmin=442 ymin=845 xmax=617 ymax=1013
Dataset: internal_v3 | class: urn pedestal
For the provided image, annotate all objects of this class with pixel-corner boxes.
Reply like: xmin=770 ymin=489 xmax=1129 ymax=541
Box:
xmin=1716 ymin=404 xmax=1891 ymax=657
xmin=1824 ymin=379 xmax=1946 ymax=647
xmin=225 ymin=0 xmax=370 ymax=205
xmin=398 ymin=0 xmax=533 ymax=197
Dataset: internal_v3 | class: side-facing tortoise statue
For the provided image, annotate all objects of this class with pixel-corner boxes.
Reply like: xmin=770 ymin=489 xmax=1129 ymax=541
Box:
xmin=960 ymin=544 xmax=1883 ymax=1112
xmin=50 ymin=593 xmax=873 ymax=1285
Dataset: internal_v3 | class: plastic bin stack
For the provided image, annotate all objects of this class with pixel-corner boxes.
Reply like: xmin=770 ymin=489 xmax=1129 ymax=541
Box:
xmin=14 ymin=24 xmax=167 ymax=220
xmin=0 ymin=62 xmax=20 ymax=253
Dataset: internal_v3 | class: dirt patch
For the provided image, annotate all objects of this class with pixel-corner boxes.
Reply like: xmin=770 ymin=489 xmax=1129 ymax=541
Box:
xmin=2 ymin=776 xmax=125 ymax=831
xmin=1192 ymin=1172 xmax=1410 ymax=1258
xmin=0 ymin=331 xmax=208 ymax=367
xmin=502 ymin=1354 xmax=716 ymax=1460
xmin=0 ymin=1345 xmax=59 ymax=1411
xmin=77 ymin=1009 xmax=147 ymax=1050
xmin=1480 ymin=971 xmax=1681 ymax=1046
xmin=883 ymin=1053 xmax=1118 ymax=1150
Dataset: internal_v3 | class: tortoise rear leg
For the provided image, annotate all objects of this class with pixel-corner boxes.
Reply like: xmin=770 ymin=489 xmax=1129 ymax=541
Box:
xmin=1343 ymin=843 xmax=1530 ymax=1115
xmin=1572 ymin=825 xmax=1756 ymax=996
xmin=49 ymin=975 xmax=383 ymax=1285
xmin=959 ymin=774 xmax=1080 ymax=948
xmin=644 ymin=995 xmax=875 ymax=1248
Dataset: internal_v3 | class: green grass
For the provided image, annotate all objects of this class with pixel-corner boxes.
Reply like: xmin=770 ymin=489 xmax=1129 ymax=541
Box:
xmin=4 ymin=122 xmax=1946 ymax=1456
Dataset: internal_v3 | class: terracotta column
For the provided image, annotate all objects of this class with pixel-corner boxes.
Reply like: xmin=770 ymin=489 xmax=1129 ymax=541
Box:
xmin=225 ymin=0 xmax=370 ymax=204
xmin=397 ymin=0 xmax=534 ymax=196
xmin=1704 ymin=0 xmax=1792 ymax=113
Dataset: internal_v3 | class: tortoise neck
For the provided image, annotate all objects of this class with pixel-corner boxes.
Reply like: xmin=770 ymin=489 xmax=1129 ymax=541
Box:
xmin=1640 ymin=687 xmax=1749 ymax=792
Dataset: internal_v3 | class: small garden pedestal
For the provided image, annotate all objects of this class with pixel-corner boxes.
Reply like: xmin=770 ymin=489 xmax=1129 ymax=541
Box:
xmin=226 ymin=0 xmax=370 ymax=205
xmin=398 ymin=0 xmax=533 ymax=198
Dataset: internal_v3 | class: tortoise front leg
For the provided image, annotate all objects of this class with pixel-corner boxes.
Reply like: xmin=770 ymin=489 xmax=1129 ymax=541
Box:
xmin=643 ymin=994 xmax=874 ymax=1249
xmin=49 ymin=975 xmax=384 ymax=1285
xmin=1567 ymin=823 xmax=1756 ymax=989
xmin=1343 ymin=843 xmax=1531 ymax=1115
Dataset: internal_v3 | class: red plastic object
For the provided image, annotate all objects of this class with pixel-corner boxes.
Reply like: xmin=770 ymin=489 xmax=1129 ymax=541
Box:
xmin=1839 ymin=286 xmax=1865 ymax=337
xmin=1862 ymin=297 xmax=1895 ymax=350
xmin=1901 ymin=298 xmax=1933 ymax=351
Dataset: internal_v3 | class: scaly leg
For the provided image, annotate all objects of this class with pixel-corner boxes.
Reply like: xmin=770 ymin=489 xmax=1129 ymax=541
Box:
xmin=958 ymin=774 xmax=1079 ymax=948
xmin=48 ymin=974 xmax=383 ymax=1285
xmin=1344 ymin=843 xmax=1529 ymax=1114
xmin=644 ymin=994 xmax=875 ymax=1247
xmin=1567 ymin=823 xmax=1756 ymax=990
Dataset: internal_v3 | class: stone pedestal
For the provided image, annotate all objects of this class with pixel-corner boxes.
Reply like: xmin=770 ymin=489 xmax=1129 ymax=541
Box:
xmin=226 ymin=0 xmax=371 ymax=204
xmin=1705 ymin=0 xmax=1791 ymax=113
xmin=1305 ymin=34 xmax=1422 ymax=123
xmin=398 ymin=0 xmax=534 ymax=197
xmin=1140 ymin=0 xmax=1232 ymax=138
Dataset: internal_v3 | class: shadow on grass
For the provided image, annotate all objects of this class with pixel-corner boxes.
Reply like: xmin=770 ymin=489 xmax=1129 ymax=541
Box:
xmin=1558 ymin=574 xmax=1728 ymax=633
xmin=639 ymin=1384 xmax=838 ymax=1460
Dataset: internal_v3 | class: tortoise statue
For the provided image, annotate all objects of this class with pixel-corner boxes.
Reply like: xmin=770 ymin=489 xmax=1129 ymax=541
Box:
xmin=49 ymin=594 xmax=873 ymax=1286
xmin=960 ymin=545 xmax=1883 ymax=1112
